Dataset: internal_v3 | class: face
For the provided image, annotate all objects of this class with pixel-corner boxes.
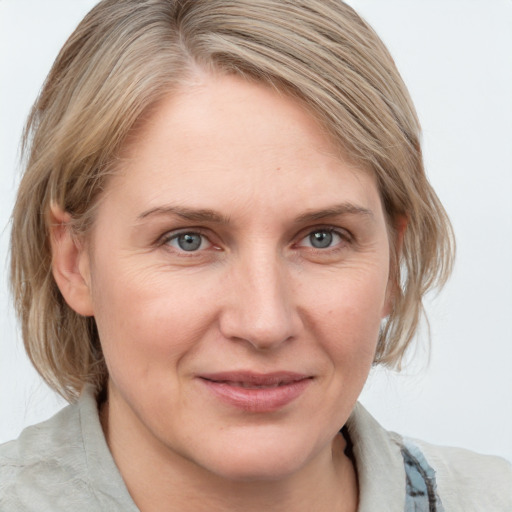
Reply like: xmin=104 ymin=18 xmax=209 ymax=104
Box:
xmin=76 ymin=74 xmax=393 ymax=482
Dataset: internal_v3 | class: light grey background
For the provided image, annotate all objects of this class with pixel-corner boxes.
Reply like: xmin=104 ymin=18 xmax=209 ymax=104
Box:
xmin=1 ymin=1 xmax=511 ymax=462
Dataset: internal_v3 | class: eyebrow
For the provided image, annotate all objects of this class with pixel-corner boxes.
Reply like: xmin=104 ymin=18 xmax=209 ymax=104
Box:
xmin=294 ymin=203 xmax=374 ymax=224
xmin=137 ymin=205 xmax=230 ymax=224
xmin=137 ymin=202 xmax=373 ymax=225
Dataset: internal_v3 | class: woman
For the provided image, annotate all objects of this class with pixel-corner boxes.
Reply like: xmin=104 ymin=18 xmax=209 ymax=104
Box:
xmin=1 ymin=0 xmax=510 ymax=510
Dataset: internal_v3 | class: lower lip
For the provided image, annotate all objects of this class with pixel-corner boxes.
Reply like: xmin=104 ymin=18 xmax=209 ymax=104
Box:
xmin=199 ymin=378 xmax=311 ymax=413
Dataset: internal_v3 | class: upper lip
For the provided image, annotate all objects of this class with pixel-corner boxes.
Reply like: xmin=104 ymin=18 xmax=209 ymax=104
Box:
xmin=198 ymin=371 xmax=312 ymax=386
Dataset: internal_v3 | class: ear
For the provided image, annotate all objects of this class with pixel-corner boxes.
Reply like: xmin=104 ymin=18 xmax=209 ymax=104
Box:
xmin=382 ymin=215 xmax=408 ymax=318
xmin=49 ymin=204 xmax=94 ymax=316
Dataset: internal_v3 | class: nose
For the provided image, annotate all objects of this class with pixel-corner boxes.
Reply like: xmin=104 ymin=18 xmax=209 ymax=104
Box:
xmin=219 ymin=251 xmax=299 ymax=350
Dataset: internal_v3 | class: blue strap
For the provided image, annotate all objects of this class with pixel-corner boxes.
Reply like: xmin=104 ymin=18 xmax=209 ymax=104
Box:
xmin=401 ymin=439 xmax=445 ymax=512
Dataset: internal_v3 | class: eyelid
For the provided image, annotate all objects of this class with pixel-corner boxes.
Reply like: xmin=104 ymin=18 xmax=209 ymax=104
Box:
xmin=297 ymin=225 xmax=351 ymax=242
xmin=156 ymin=225 xmax=352 ymax=253
xmin=158 ymin=228 xmax=215 ymax=252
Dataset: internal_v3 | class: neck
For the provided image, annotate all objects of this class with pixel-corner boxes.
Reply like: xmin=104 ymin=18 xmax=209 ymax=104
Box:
xmin=100 ymin=398 xmax=358 ymax=512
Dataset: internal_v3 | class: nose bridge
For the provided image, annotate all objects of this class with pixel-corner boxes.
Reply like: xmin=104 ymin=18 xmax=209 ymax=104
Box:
xmin=220 ymin=244 xmax=297 ymax=349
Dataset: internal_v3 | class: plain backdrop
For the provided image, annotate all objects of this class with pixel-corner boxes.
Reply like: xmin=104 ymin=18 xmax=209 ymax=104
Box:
xmin=1 ymin=0 xmax=511 ymax=462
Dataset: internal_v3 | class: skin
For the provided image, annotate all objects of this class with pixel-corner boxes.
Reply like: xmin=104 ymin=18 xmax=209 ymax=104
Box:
xmin=51 ymin=73 xmax=398 ymax=512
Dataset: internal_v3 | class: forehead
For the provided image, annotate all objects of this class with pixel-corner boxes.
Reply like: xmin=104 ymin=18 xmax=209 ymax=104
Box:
xmin=106 ymin=73 xmax=383 ymax=224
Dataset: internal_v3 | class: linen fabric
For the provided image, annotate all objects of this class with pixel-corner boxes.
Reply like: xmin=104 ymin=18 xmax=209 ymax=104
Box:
xmin=1 ymin=387 xmax=511 ymax=511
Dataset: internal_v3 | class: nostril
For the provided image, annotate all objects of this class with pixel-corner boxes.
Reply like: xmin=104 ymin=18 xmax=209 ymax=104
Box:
xmin=219 ymin=307 xmax=297 ymax=350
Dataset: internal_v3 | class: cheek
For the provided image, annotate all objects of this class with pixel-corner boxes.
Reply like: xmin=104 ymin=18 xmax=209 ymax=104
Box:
xmin=298 ymin=264 xmax=389 ymax=363
xmin=89 ymin=262 xmax=220 ymax=378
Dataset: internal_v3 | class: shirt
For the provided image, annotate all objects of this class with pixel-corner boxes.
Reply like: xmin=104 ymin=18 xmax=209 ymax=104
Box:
xmin=1 ymin=387 xmax=511 ymax=511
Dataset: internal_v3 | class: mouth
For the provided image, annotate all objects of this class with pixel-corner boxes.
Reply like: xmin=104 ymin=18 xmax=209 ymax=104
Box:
xmin=197 ymin=372 xmax=313 ymax=412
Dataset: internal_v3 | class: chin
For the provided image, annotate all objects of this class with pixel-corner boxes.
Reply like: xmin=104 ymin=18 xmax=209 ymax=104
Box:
xmin=206 ymin=455 xmax=306 ymax=483
xmin=188 ymin=430 xmax=319 ymax=483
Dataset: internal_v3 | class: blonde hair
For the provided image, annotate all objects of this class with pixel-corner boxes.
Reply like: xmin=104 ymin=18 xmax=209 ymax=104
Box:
xmin=11 ymin=0 xmax=454 ymax=401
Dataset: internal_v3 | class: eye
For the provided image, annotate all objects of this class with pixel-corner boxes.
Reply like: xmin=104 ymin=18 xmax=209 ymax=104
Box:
xmin=165 ymin=232 xmax=212 ymax=252
xmin=298 ymin=229 xmax=345 ymax=249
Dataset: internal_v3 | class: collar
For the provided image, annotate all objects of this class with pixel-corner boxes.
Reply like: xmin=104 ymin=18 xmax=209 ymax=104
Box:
xmin=346 ymin=402 xmax=407 ymax=511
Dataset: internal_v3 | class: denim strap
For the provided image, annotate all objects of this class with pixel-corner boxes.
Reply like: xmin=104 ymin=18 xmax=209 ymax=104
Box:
xmin=401 ymin=439 xmax=445 ymax=512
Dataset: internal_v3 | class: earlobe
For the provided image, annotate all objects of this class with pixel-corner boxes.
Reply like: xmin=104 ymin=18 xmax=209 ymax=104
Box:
xmin=49 ymin=204 xmax=94 ymax=316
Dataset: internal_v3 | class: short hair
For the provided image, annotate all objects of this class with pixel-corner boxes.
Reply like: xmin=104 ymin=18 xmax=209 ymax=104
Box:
xmin=11 ymin=0 xmax=454 ymax=401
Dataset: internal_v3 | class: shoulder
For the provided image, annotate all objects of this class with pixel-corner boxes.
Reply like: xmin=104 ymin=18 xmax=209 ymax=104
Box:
xmin=408 ymin=436 xmax=512 ymax=511
xmin=348 ymin=403 xmax=512 ymax=512
xmin=0 ymin=387 xmax=137 ymax=512
xmin=0 ymin=400 xmax=95 ymax=511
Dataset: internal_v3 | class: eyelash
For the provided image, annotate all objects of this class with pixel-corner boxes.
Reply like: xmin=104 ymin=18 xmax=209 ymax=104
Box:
xmin=157 ymin=225 xmax=352 ymax=256
xmin=159 ymin=229 xmax=214 ymax=255
xmin=295 ymin=227 xmax=351 ymax=251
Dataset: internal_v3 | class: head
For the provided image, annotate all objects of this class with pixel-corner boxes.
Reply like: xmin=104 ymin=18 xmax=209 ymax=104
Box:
xmin=11 ymin=0 xmax=453 ymax=405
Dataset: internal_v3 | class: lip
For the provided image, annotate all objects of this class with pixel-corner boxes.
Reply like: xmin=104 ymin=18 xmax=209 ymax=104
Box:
xmin=197 ymin=371 xmax=312 ymax=413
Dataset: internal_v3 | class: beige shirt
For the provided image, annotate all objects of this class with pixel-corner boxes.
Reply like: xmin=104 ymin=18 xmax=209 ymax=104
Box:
xmin=346 ymin=403 xmax=512 ymax=511
xmin=1 ymin=387 xmax=511 ymax=511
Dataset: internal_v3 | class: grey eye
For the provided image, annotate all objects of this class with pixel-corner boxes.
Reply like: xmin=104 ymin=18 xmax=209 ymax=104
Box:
xmin=309 ymin=230 xmax=334 ymax=249
xmin=298 ymin=229 xmax=344 ymax=250
xmin=173 ymin=233 xmax=204 ymax=251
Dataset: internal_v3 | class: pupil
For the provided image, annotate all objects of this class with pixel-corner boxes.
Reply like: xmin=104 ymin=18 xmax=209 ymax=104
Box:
xmin=178 ymin=233 xmax=202 ymax=251
xmin=310 ymin=231 xmax=332 ymax=248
